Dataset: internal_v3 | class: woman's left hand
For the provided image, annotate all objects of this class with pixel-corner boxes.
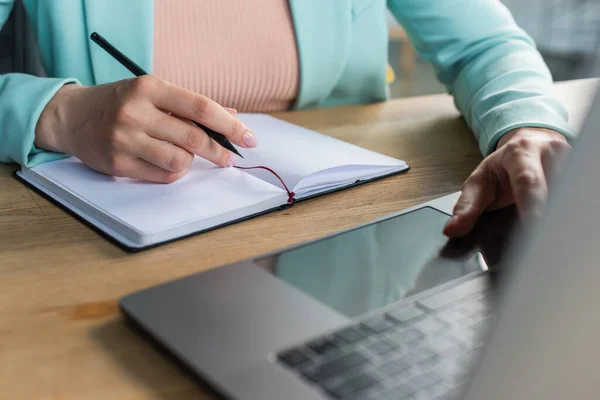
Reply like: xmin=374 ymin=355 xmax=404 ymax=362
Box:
xmin=444 ymin=127 xmax=571 ymax=237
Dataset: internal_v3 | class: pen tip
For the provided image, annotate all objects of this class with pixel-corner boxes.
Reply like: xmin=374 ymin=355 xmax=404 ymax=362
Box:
xmin=230 ymin=146 xmax=243 ymax=158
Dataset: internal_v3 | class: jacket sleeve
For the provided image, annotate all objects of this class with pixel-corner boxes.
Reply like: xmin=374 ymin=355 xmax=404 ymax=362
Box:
xmin=0 ymin=74 xmax=79 ymax=166
xmin=0 ymin=2 xmax=79 ymax=166
xmin=387 ymin=0 xmax=576 ymax=156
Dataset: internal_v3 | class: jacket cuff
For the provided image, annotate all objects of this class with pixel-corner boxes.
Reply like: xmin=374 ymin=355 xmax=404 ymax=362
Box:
xmin=0 ymin=74 xmax=79 ymax=167
xmin=475 ymin=97 xmax=577 ymax=156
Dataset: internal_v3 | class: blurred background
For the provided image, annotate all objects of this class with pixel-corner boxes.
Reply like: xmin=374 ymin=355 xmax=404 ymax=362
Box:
xmin=387 ymin=0 xmax=600 ymax=98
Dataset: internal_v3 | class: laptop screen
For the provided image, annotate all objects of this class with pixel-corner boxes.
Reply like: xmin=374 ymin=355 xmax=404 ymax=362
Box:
xmin=254 ymin=206 xmax=509 ymax=318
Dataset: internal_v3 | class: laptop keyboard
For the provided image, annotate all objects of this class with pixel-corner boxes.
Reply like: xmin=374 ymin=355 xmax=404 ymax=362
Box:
xmin=276 ymin=276 xmax=492 ymax=400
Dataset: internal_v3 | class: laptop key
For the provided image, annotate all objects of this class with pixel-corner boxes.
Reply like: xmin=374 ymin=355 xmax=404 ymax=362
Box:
xmin=437 ymin=384 xmax=465 ymax=400
xmin=278 ymin=348 xmax=311 ymax=368
xmin=380 ymin=384 xmax=414 ymax=400
xmin=436 ymin=308 xmax=472 ymax=327
xmin=377 ymin=359 xmax=411 ymax=377
xmin=411 ymin=371 xmax=443 ymax=389
xmin=390 ymin=327 xmax=425 ymax=345
xmin=453 ymin=328 xmax=483 ymax=349
xmin=436 ymin=356 xmax=471 ymax=383
xmin=339 ymin=387 xmax=381 ymax=400
xmin=429 ymin=336 xmax=462 ymax=356
xmin=375 ymin=361 xmax=413 ymax=383
xmin=427 ymin=382 xmax=452 ymax=398
xmin=307 ymin=337 xmax=340 ymax=356
xmin=412 ymin=318 xmax=446 ymax=335
xmin=406 ymin=347 xmax=437 ymax=365
xmin=326 ymin=372 xmax=380 ymax=399
xmin=303 ymin=351 xmax=369 ymax=382
xmin=335 ymin=326 xmax=367 ymax=344
xmin=367 ymin=338 xmax=398 ymax=356
xmin=461 ymin=300 xmax=490 ymax=319
xmin=386 ymin=305 xmax=426 ymax=324
xmin=361 ymin=315 xmax=396 ymax=334
xmin=330 ymin=335 xmax=351 ymax=349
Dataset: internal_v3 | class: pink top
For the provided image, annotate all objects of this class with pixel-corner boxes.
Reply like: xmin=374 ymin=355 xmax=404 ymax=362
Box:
xmin=153 ymin=0 xmax=300 ymax=113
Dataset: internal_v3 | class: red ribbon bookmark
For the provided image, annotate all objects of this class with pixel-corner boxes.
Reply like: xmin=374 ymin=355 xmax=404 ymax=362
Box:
xmin=235 ymin=166 xmax=295 ymax=205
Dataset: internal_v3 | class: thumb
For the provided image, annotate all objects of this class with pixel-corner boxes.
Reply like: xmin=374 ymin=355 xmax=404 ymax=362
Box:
xmin=444 ymin=172 xmax=497 ymax=237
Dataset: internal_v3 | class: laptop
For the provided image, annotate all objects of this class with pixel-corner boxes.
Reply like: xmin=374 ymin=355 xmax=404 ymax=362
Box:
xmin=120 ymin=86 xmax=600 ymax=400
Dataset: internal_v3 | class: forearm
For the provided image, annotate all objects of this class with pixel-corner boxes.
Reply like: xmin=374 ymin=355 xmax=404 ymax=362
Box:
xmin=450 ymin=37 xmax=575 ymax=155
xmin=34 ymin=83 xmax=83 ymax=155
xmin=388 ymin=0 xmax=575 ymax=156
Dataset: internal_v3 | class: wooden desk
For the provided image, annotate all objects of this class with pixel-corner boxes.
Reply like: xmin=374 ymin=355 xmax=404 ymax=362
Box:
xmin=0 ymin=79 xmax=596 ymax=399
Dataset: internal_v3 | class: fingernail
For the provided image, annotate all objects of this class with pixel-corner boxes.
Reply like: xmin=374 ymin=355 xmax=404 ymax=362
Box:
xmin=444 ymin=215 xmax=458 ymax=230
xmin=243 ymin=131 xmax=257 ymax=148
xmin=227 ymin=154 xmax=237 ymax=167
xmin=224 ymin=107 xmax=237 ymax=115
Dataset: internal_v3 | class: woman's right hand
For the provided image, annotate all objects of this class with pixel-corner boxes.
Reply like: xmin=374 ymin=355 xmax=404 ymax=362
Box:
xmin=34 ymin=75 xmax=257 ymax=183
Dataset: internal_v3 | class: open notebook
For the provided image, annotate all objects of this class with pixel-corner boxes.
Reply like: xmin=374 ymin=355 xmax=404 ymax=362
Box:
xmin=16 ymin=114 xmax=408 ymax=250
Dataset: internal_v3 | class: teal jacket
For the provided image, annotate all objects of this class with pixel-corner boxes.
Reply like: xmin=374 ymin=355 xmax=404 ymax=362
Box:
xmin=0 ymin=0 xmax=575 ymax=167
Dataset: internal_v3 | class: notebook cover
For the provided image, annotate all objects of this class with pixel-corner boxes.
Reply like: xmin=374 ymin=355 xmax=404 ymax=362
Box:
xmin=14 ymin=166 xmax=409 ymax=252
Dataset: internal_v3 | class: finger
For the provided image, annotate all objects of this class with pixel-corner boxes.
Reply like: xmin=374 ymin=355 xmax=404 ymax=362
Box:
xmin=113 ymin=156 xmax=189 ymax=184
xmin=541 ymin=139 xmax=571 ymax=188
xmin=444 ymin=168 xmax=497 ymax=238
xmin=162 ymin=107 xmax=235 ymax=116
xmin=128 ymin=131 xmax=194 ymax=172
xmin=503 ymin=147 xmax=548 ymax=219
xmin=144 ymin=110 xmax=235 ymax=167
xmin=149 ymin=80 xmax=256 ymax=148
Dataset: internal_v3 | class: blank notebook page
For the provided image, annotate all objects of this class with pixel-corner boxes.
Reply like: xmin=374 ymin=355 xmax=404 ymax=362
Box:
xmin=236 ymin=114 xmax=406 ymax=190
xmin=28 ymin=157 xmax=284 ymax=235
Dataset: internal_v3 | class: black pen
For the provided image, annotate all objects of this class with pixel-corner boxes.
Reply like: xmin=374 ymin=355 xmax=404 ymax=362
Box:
xmin=90 ymin=32 xmax=243 ymax=158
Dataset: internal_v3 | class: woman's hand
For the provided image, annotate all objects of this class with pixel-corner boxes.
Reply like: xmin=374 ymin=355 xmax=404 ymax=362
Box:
xmin=444 ymin=127 xmax=571 ymax=237
xmin=34 ymin=76 xmax=257 ymax=183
